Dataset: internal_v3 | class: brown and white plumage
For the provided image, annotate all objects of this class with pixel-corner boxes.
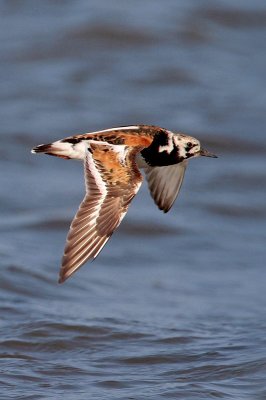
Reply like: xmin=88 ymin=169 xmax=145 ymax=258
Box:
xmin=31 ymin=125 xmax=217 ymax=283
xmin=59 ymin=141 xmax=143 ymax=283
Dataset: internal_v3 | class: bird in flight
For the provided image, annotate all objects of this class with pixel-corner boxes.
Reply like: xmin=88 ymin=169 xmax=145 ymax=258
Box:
xmin=31 ymin=125 xmax=217 ymax=283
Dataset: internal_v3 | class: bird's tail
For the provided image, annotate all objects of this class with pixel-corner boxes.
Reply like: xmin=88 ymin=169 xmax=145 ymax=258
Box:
xmin=31 ymin=140 xmax=84 ymax=160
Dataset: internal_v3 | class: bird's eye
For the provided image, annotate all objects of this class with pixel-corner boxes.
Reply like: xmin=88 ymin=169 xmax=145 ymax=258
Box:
xmin=186 ymin=142 xmax=193 ymax=151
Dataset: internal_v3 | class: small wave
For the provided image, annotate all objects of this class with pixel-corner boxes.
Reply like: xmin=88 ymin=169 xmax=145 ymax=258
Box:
xmin=201 ymin=7 xmax=266 ymax=29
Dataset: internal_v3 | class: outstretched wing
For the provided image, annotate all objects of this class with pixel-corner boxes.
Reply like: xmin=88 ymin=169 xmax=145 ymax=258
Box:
xmin=59 ymin=142 xmax=143 ymax=283
xmin=144 ymin=161 xmax=187 ymax=213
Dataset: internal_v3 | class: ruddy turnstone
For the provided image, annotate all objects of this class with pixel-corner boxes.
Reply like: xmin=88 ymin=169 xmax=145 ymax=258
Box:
xmin=31 ymin=125 xmax=217 ymax=283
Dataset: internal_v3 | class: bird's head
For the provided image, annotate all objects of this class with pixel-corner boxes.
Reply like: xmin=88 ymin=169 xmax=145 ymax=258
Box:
xmin=173 ymin=134 xmax=217 ymax=160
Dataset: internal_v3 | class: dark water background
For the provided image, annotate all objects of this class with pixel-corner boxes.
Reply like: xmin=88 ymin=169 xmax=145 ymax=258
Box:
xmin=1 ymin=1 xmax=266 ymax=399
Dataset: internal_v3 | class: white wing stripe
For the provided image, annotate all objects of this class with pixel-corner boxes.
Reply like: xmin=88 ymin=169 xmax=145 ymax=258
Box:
xmin=84 ymin=126 xmax=140 ymax=136
xmin=85 ymin=145 xmax=107 ymax=196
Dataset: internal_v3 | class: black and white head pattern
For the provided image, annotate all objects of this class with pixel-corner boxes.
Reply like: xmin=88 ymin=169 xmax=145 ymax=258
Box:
xmin=141 ymin=129 xmax=200 ymax=167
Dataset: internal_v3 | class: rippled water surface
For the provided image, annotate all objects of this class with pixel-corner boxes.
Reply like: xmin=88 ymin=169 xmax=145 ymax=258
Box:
xmin=1 ymin=1 xmax=266 ymax=399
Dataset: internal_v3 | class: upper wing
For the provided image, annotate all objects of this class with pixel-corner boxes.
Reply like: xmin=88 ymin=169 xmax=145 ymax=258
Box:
xmin=31 ymin=125 xmax=154 ymax=160
xmin=144 ymin=161 xmax=187 ymax=213
xmin=59 ymin=142 xmax=143 ymax=283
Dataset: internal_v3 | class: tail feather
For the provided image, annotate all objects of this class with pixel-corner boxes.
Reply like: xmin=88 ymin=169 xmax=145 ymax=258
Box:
xmin=31 ymin=143 xmax=52 ymax=153
xmin=31 ymin=140 xmax=85 ymax=160
xmin=31 ymin=143 xmax=71 ymax=159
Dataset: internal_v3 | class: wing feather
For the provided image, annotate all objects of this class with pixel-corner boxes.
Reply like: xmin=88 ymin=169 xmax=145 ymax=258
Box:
xmin=59 ymin=142 xmax=143 ymax=283
xmin=144 ymin=161 xmax=187 ymax=213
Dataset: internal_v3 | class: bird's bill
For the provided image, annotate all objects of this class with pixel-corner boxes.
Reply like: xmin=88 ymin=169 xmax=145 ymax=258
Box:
xmin=199 ymin=148 xmax=218 ymax=158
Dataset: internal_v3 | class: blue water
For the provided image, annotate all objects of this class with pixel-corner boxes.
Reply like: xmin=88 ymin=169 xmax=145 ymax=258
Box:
xmin=1 ymin=1 xmax=266 ymax=399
